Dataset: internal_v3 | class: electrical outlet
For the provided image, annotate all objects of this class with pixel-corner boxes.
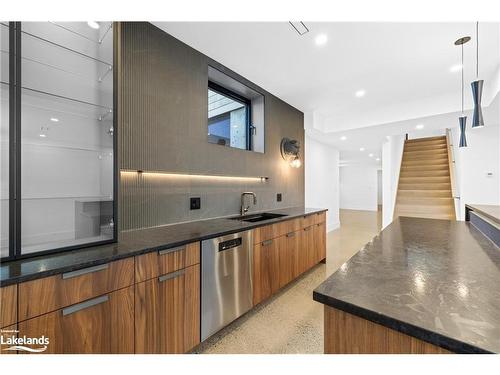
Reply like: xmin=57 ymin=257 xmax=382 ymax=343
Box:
xmin=277 ymin=193 xmax=282 ymax=202
xmin=190 ymin=197 xmax=201 ymax=210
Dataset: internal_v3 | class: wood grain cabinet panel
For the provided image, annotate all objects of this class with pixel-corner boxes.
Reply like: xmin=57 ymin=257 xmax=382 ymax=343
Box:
xmin=253 ymin=238 xmax=280 ymax=305
xmin=278 ymin=231 xmax=301 ymax=288
xmin=18 ymin=286 xmax=134 ymax=354
xmin=301 ymin=214 xmax=316 ymax=228
xmin=314 ymin=222 xmax=327 ymax=263
xmin=301 ymin=225 xmax=315 ymax=273
xmin=324 ymin=306 xmax=450 ymax=354
xmin=18 ymin=258 xmax=134 ymax=321
xmin=135 ymin=242 xmax=200 ymax=283
xmin=135 ymin=264 xmax=200 ymax=354
xmin=0 ymin=324 xmax=18 ymax=354
xmin=314 ymin=211 xmax=326 ymax=225
xmin=0 ymin=284 xmax=17 ymax=328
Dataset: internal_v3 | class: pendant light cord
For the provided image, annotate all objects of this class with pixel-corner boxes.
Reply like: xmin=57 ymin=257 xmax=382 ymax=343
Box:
xmin=461 ymin=42 xmax=464 ymax=114
xmin=476 ymin=21 xmax=479 ymax=78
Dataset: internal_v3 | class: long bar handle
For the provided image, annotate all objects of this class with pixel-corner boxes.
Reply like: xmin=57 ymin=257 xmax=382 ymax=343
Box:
xmin=262 ymin=239 xmax=273 ymax=246
xmin=286 ymin=232 xmax=295 ymax=238
xmin=62 ymin=263 xmax=108 ymax=279
xmin=304 ymin=226 xmax=312 ymax=231
xmin=158 ymin=269 xmax=185 ymax=283
xmin=158 ymin=245 xmax=185 ymax=256
xmin=62 ymin=295 xmax=108 ymax=316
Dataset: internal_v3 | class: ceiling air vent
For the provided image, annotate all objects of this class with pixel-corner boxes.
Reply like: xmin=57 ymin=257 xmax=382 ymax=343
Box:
xmin=289 ymin=21 xmax=309 ymax=36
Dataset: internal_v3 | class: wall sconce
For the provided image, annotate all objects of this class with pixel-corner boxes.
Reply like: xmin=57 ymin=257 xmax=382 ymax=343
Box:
xmin=280 ymin=137 xmax=302 ymax=168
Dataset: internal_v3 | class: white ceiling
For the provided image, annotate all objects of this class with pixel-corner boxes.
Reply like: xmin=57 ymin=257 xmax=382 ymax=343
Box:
xmin=153 ymin=22 xmax=500 ymax=161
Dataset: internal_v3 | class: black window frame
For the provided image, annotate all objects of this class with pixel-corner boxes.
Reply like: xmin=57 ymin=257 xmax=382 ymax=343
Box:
xmin=208 ymin=81 xmax=252 ymax=151
xmin=2 ymin=22 xmax=118 ymax=261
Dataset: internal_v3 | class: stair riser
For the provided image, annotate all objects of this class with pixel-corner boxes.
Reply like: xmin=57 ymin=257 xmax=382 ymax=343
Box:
xmin=403 ymin=151 xmax=448 ymax=158
xmin=399 ymin=176 xmax=450 ymax=184
xmin=394 ymin=212 xmax=455 ymax=220
xmin=401 ymin=159 xmax=449 ymax=166
xmin=397 ymin=198 xmax=454 ymax=206
xmin=403 ymin=155 xmax=448 ymax=162
xmin=404 ymin=144 xmax=448 ymax=152
xmin=397 ymin=190 xmax=452 ymax=198
xmin=401 ymin=165 xmax=449 ymax=171
xmin=400 ymin=170 xmax=450 ymax=177
xmin=399 ymin=183 xmax=451 ymax=190
xmin=405 ymin=136 xmax=446 ymax=143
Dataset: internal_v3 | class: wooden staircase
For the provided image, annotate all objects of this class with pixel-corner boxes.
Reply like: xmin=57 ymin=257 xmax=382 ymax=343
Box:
xmin=394 ymin=136 xmax=455 ymax=220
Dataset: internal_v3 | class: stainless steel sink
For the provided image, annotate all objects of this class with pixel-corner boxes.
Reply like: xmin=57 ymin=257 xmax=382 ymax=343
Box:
xmin=230 ymin=212 xmax=288 ymax=223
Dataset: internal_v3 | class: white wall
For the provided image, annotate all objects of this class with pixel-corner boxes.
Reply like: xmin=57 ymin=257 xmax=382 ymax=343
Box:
xmin=382 ymin=134 xmax=405 ymax=228
xmin=451 ymin=92 xmax=500 ymax=219
xmin=339 ymin=165 xmax=378 ymax=211
xmin=305 ymin=134 xmax=340 ymax=232
xmin=377 ymin=170 xmax=382 ymax=205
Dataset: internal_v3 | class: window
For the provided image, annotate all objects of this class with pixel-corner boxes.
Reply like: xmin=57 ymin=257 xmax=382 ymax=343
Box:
xmin=0 ymin=23 xmax=9 ymax=258
xmin=208 ymin=82 xmax=251 ymax=151
xmin=207 ymin=66 xmax=265 ymax=153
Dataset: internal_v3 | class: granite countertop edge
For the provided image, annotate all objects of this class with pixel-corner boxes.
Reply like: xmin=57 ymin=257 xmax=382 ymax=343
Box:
xmin=312 ymin=291 xmax=491 ymax=354
xmin=0 ymin=207 xmax=327 ymax=286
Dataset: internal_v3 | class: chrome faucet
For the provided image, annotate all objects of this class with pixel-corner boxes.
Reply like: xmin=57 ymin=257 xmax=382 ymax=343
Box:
xmin=240 ymin=192 xmax=257 ymax=216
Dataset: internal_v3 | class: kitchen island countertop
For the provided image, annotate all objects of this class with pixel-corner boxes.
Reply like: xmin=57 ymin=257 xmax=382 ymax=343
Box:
xmin=313 ymin=216 xmax=500 ymax=353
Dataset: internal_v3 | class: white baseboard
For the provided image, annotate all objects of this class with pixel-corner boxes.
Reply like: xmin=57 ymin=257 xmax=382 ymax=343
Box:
xmin=327 ymin=221 xmax=340 ymax=232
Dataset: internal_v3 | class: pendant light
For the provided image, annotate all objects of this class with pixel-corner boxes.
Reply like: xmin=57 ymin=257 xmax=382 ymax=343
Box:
xmin=454 ymin=36 xmax=470 ymax=147
xmin=471 ymin=22 xmax=485 ymax=128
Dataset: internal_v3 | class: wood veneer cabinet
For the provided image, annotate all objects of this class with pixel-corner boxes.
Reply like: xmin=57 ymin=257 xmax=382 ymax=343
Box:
xmin=135 ymin=264 xmax=200 ymax=354
xmin=253 ymin=212 xmax=327 ymax=306
xmin=278 ymin=231 xmax=300 ymax=288
xmin=18 ymin=258 xmax=134 ymax=321
xmin=253 ymin=238 xmax=280 ymax=305
xmin=0 ymin=285 xmax=17 ymax=328
xmin=18 ymin=286 xmax=135 ymax=354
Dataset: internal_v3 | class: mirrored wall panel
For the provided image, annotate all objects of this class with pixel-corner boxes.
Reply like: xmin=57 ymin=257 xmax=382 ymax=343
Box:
xmin=19 ymin=22 xmax=115 ymax=255
xmin=0 ymin=23 xmax=9 ymax=258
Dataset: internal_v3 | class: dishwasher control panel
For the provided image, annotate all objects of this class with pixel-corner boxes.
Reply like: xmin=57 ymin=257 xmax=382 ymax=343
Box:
xmin=219 ymin=237 xmax=242 ymax=251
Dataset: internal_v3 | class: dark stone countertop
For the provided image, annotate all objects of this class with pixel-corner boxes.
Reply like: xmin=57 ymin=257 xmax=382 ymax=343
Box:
xmin=313 ymin=217 xmax=500 ymax=354
xmin=466 ymin=204 xmax=500 ymax=225
xmin=0 ymin=207 xmax=326 ymax=287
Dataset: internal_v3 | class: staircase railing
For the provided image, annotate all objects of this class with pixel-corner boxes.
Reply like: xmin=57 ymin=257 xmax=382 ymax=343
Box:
xmin=445 ymin=128 xmax=459 ymax=219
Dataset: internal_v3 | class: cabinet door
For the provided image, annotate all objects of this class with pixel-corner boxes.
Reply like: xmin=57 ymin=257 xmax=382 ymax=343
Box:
xmin=301 ymin=226 xmax=315 ymax=272
xmin=135 ymin=264 xmax=200 ymax=354
xmin=253 ymin=238 xmax=280 ymax=305
xmin=314 ymin=222 xmax=327 ymax=263
xmin=278 ymin=232 xmax=300 ymax=288
xmin=18 ymin=286 xmax=134 ymax=354
xmin=0 ymin=285 xmax=17 ymax=328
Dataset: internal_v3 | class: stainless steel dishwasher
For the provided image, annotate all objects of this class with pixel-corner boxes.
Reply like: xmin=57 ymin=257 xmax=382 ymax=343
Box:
xmin=201 ymin=230 xmax=253 ymax=341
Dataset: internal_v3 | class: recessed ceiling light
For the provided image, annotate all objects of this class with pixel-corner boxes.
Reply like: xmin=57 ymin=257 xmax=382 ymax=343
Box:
xmin=315 ymin=34 xmax=328 ymax=46
xmin=39 ymin=134 xmax=46 ymax=138
xmin=376 ymin=158 xmax=380 ymax=161
xmin=449 ymin=64 xmax=462 ymax=73
xmin=359 ymin=147 xmax=365 ymax=151
xmin=415 ymin=124 xmax=424 ymax=130
xmin=50 ymin=117 xmax=59 ymax=122
xmin=340 ymin=136 xmax=347 ymax=141
xmin=355 ymin=90 xmax=366 ymax=98
xmin=87 ymin=21 xmax=100 ymax=30
xmin=368 ymin=153 xmax=374 ymax=157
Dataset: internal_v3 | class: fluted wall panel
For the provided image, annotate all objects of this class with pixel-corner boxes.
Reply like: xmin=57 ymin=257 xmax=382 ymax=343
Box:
xmin=118 ymin=22 xmax=304 ymax=232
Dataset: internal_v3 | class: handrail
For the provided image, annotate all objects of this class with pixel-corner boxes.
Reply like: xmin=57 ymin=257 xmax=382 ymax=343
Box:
xmin=445 ymin=128 xmax=459 ymax=219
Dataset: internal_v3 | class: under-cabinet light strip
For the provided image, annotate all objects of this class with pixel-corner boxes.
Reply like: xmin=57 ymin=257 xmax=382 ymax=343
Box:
xmin=120 ymin=169 xmax=269 ymax=182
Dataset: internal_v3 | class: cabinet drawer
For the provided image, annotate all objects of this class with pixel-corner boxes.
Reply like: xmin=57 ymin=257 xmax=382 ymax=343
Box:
xmin=18 ymin=286 xmax=134 ymax=354
xmin=135 ymin=242 xmax=200 ymax=283
xmin=301 ymin=214 xmax=316 ymax=228
xmin=314 ymin=211 xmax=326 ymax=224
xmin=1 ymin=284 xmax=17 ymax=328
xmin=18 ymin=257 xmax=134 ymax=321
xmin=280 ymin=218 xmax=302 ymax=236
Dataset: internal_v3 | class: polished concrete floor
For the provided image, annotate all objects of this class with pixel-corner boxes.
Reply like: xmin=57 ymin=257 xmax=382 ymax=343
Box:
xmin=195 ymin=209 xmax=382 ymax=354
